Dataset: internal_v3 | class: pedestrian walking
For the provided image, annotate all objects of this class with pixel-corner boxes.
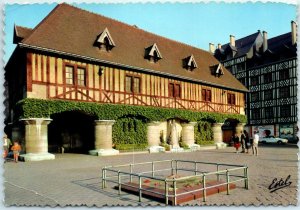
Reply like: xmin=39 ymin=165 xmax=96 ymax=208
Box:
xmin=3 ymin=134 xmax=12 ymax=162
xmin=240 ymin=131 xmax=246 ymax=153
xmin=233 ymin=133 xmax=240 ymax=153
xmin=244 ymin=130 xmax=250 ymax=153
xmin=252 ymin=131 xmax=259 ymax=156
xmin=11 ymin=141 xmax=22 ymax=163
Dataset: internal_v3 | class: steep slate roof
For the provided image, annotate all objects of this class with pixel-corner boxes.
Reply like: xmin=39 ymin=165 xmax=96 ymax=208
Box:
xmin=216 ymin=32 xmax=261 ymax=58
xmin=267 ymin=32 xmax=295 ymax=53
xmin=17 ymin=3 xmax=247 ymax=92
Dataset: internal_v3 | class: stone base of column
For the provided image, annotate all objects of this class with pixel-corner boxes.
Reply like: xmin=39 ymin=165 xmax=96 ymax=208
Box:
xmin=20 ymin=153 xmax=55 ymax=162
xmin=188 ymin=144 xmax=200 ymax=151
xmin=89 ymin=149 xmax=119 ymax=156
xmin=170 ymin=145 xmax=184 ymax=153
xmin=215 ymin=142 xmax=227 ymax=149
xmin=148 ymin=146 xmax=165 ymax=153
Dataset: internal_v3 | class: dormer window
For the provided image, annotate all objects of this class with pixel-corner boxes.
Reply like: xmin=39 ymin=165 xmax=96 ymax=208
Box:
xmin=145 ymin=43 xmax=162 ymax=63
xmin=211 ymin=63 xmax=224 ymax=77
xmin=95 ymin=28 xmax=115 ymax=51
xmin=183 ymin=55 xmax=197 ymax=71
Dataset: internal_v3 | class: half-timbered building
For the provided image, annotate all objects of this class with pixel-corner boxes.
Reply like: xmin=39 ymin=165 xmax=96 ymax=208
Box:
xmin=212 ymin=21 xmax=297 ymax=142
xmin=5 ymin=3 xmax=247 ymax=161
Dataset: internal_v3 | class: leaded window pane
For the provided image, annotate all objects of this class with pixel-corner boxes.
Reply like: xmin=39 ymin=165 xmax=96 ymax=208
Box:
xmin=125 ymin=76 xmax=132 ymax=93
xmin=65 ymin=66 xmax=74 ymax=85
xmin=77 ymin=67 xmax=86 ymax=86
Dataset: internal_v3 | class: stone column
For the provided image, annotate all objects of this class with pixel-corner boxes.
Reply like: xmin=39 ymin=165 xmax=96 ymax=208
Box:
xmin=89 ymin=120 xmax=119 ymax=156
xmin=181 ymin=122 xmax=200 ymax=150
xmin=212 ymin=123 xmax=226 ymax=149
xmin=236 ymin=123 xmax=246 ymax=137
xmin=20 ymin=118 xmax=55 ymax=161
xmin=147 ymin=121 xmax=161 ymax=147
xmin=147 ymin=121 xmax=165 ymax=153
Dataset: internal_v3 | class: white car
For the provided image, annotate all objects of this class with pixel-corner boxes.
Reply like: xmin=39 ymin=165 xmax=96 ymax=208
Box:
xmin=259 ymin=136 xmax=288 ymax=144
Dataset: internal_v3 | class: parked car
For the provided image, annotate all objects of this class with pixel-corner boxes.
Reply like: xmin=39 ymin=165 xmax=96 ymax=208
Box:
xmin=259 ymin=136 xmax=288 ymax=144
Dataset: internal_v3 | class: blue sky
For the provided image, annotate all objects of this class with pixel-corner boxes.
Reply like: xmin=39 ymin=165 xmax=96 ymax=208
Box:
xmin=4 ymin=2 xmax=296 ymax=63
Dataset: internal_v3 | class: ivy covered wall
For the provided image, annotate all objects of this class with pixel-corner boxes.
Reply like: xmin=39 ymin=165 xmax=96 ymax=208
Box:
xmin=15 ymin=98 xmax=247 ymax=149
xmin=112 ymin=116 xmax=148 ymax=150
xmin=195 ymin=121 xmax=214 ymax=145
xmin=16 ymin=98 xmax=247 ymax=123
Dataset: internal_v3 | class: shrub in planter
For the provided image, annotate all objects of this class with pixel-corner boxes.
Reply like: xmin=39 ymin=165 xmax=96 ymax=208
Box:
xmin=115 ymin=144 xmax=148 ymax=151
xmin=160 ymin=143 xmax=170 ymax=151
xmin=179 ymin=141 xmax=190 ymax=149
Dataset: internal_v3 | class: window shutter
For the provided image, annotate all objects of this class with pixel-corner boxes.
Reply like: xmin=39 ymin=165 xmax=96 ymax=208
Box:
xmin=227 ymin=93 xmax=231 ymax=104
xmin=231 ymin=94 xmax=235 ymax=105
xmin=169 ymin=83 xmax=174 ymax=97
xmin=202 ymin=89 xmax=206 ymax=101
xmin=133 ymin=77 xmax=140 ymax=93
xmin=174 ymin=84 xmax=180 ymax=97
xmin=207 ymin=90 xmax=211 ymax=102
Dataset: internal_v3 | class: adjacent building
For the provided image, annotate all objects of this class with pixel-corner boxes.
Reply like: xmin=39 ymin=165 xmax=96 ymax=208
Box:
xmin=212 ymin=21 xmax=297 ymax=142
xmin=5 ymin=3 xmax=248 ymax=161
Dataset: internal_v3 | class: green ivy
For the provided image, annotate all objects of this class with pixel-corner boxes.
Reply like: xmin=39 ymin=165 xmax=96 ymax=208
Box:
xmin=179 ymin=141 xmax=190 ymax=149
xmin=114 ymin=143 xmax=148 ymax=151
xmin=195 ymin=121 xmax=215 ymax=145
xmin=112 ymin=116 xmax=147 ymax=146
xmin=160 ymin=142 xmax=170 ymax=151
xmin=15 ymin=98 xmax=247 ymax=123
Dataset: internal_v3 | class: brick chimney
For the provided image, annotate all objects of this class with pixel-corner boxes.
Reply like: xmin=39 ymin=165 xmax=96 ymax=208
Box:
xmin=263 ymin=31 xmax=268 ymax=52
xmin=230 ymin=35 xmax=235 ymax=47
xmin=209 ymin=43 xmax=215 ymax=53
xmin=291 ymin=21 xmax=297 ymax=45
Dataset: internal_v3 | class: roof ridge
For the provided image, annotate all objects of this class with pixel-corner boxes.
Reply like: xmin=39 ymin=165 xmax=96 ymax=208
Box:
xmin=222 ymin=31 xmax=260 ymax=46
xmin=236 ymin=31 xmax=260 ymax=42
xmin=59 ymin=3 xmax=210 ymax=55
xmin=21 ymin=3 xmax=63 ymax=43
xmin=14 ymin=24 xmax=33 ymax=42
xmin=15 ymin=25 xmax=32 ymax=30
xmin=268 ymin=32 xmax=291 ymax=40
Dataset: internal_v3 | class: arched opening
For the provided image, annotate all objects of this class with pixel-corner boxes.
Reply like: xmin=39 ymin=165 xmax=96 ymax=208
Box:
xmin=222 ymin=119 xmax=239 ymax=145
xmin=48 ymin=111 xmax=97 ymax=154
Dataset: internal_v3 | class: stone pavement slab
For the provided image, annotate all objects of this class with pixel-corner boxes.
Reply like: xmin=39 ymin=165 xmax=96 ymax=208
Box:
xmin=3 ymin=144 xmax=299 ymax=207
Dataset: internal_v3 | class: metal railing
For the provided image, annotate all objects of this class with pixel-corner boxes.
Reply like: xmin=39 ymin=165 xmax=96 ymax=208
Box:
xmin=101 ymin=160 xmax=249 ymax=205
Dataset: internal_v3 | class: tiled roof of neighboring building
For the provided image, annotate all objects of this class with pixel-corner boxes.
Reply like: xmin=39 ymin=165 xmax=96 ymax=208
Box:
xmin=216 ymin=32 xmax=261 ymax=58
xmin=267 ymin=32 xmax=295 ymax=53
xmin=16 ymin=3 xmax=247 ymax=92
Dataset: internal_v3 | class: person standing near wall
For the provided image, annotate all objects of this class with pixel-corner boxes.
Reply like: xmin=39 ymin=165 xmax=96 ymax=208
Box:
xmin=3 ymin=134 xmax=12 ymax=163
xmin=252 ymin=131 xmax=259 ymax=156
xmin=240 ymin=131 xmax=246 ymax=153
xmin=244 ymin=130 xmax=250 ymax=153
xmin=11 ymin=141 xmax=22 ymax=163
xmin=233 ymin=133 xmax=240 ymax=154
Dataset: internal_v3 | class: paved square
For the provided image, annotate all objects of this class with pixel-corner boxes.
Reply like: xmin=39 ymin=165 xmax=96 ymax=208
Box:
xmin=3 ymin=144 xmax=298 ymax=206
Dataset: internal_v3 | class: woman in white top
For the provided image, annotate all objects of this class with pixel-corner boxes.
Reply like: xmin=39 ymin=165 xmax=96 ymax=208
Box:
xmin=252 ymin=131 xmax=259 ymax=156
xmin=3 ymin=134 xmax=12 ymax=161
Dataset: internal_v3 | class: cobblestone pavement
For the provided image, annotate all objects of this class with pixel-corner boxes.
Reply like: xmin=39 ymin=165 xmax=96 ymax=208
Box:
xmin=3 ymin=144 xmax=299 ymax=207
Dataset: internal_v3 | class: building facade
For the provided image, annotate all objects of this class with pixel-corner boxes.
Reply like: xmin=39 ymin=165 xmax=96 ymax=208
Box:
xmin=5 ymin=3 xmax=247 ymax=161
xmin=212 ymin=21 xmax=297 ymax=142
